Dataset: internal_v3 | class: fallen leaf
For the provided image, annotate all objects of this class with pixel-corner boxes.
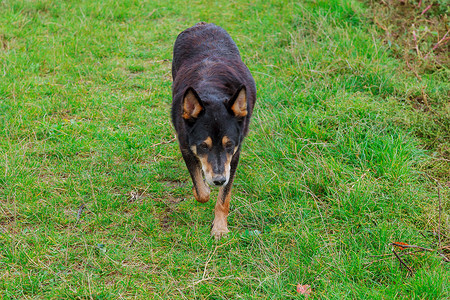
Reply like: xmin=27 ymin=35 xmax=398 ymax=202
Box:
xmin=296 ymin=284 xmax=312 ymax=297
xmin=393 ymin=242 xmax=409 ymax=250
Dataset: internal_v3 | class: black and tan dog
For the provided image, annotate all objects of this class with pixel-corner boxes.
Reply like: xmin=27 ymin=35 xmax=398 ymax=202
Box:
xmin=171 ymin=23 xmax=256 ymax=239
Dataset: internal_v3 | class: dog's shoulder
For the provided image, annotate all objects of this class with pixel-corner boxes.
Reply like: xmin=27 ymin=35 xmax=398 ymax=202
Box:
xmin=172 ymin=23 xmax=241 ymax=80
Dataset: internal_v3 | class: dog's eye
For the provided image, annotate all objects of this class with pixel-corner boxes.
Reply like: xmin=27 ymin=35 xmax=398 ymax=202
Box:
xmin=199 ymin=143 xmax=209 ymax=151
xmin=225 ymin=141 xmax=234 ymax=150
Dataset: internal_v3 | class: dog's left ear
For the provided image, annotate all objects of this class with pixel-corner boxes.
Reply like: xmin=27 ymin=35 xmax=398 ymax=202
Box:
xmin=228 ymin=86 xmax=247 ymax=118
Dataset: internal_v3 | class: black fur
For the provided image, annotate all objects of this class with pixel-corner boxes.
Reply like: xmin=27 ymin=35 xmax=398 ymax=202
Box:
xmin=171 ymin=23 xmax=256 ymax=237
xmin=172 ymin=23 xmax=256 ymax=146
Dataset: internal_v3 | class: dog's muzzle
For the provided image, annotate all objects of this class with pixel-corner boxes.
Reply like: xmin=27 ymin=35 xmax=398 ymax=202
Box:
xmin=212 ymin=175 xmax=226 ymax=186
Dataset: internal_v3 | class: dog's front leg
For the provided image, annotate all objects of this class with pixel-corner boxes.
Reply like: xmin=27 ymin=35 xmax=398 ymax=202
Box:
xmin=181 ymin=149 xmax=210 ymax=203
xmin=211 ymin=149 xmax=241 ymax=240
xmin=212 ymin=185 xmax=231 ymax=240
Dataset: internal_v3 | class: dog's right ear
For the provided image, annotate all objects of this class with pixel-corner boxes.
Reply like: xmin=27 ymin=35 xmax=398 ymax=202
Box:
xmin=182 ymin=87 xmax=204 ymax=120
xmin=228 ymin=85 xmax=247 ymax=119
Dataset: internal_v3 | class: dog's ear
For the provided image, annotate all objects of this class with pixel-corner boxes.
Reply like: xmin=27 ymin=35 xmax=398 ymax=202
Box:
xmin=228 ymin=86 xmax=247 ymax=118
xmin=182 ymin=87 xmax=204 ymax=120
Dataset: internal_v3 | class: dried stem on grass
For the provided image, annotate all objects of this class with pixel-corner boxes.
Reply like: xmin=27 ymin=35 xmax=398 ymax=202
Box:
xmin=76 ymin=203 xmax=85 ymax=224
xmin=405 ymin=60 xmax=422 ymax=81
xmin=420 ymin=4 xmax=433 ymax=15
xmin=389 ymin=242 xmax=434 ymax=252
xmin=392 ymin=249 xmax=414 ymax=275
xmin=367 ymin=238 xmax=450 ymax=270
xmin=412 ymin=25 xmax=421 ymax=58
xmin=150 ymin=136 xmax=177 ymax=148
xmin=424 ymin=29 xmax=450 ymax=59
xmin=365 ymin=250 xmax=422 ymax=268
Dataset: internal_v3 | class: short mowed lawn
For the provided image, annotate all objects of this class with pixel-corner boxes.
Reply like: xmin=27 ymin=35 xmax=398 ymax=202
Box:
xmin=0 ymin=0 xmax=449 ymax=298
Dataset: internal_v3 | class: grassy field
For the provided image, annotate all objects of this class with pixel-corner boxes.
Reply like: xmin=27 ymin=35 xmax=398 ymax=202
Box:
xmin=1 ymin=0 xmax=449 ymax=298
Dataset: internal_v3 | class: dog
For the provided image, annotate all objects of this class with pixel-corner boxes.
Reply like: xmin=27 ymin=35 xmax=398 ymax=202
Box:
xmin=171 ymin=22 xmax=256 ymax=239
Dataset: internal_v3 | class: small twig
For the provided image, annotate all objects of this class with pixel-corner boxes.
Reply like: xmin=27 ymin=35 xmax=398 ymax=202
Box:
xmin=374 ymin=17 xmax=388 ymax=32
xmin=412 ymin=26 xmax=421 ymax=58
xmin=365 ymin=254 xmax=398 ymax=267
xmin=202 ymin=246 xmax=218 ymax=280
xmin=392 ymin=249 xmax=413 ymax=274
xmin=421 ymin=86 xmax=430 ymax=111
xmin=432 ymin=36 xmax=450 ymax=51
xmin=390 ymin=242 xmax=434 ymax=252
xmin=424 ymin=30 xmax=450 ymax=59
xmin=420 ymin=4 xmax=432 ymax=15
xmin=405 ymin=60 xmax=422 ymax=81
xmin=150 ymin=137 xmax=176 ymax=148
xmin=438 ymin=253 xmax=450 ymax=262
xmin=302 ymin=187 xmax=328 ymax=240
xmin=183 ymin=275 xmax=235 ymax=289
xmin=365 ymin=251 xmax=421 ymax=268
xmin=76 ymin=204 xmax=85 ymax=224
xmin=129 ymin=234 xmax=137 ymax=247
xmin=419 ymin=231 xmax=428 ymax=239
xmin=432 ymin=157 xmax=450 ymax=162
xmin=369 ymin=253 xmax=395 ymax=258
xmin=201 ymin=241 xmax=232 ymax=281
xmin=364 ymin=256 xmax=394 ymax=267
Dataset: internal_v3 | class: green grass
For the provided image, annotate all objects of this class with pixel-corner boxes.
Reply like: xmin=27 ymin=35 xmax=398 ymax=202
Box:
xmin=1 ymin=0 xmax=449 ymax=298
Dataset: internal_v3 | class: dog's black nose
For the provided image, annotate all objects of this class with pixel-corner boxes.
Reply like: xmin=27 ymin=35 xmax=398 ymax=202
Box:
xmin=213 ymin=176 xmax=226 ymax=186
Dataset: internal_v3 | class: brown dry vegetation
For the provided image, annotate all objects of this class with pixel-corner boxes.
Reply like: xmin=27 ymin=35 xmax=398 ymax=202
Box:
xmin=368 ymin=0 xmax=450 ymax=183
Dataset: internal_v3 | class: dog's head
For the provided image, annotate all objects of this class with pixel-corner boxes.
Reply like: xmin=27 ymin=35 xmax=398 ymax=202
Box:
xmin=182 ymin=86 xmax=247 ymax=187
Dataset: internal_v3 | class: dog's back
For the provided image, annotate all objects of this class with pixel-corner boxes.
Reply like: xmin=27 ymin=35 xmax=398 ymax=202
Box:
xmin=172 ymin=22 xmax=241 ymax=79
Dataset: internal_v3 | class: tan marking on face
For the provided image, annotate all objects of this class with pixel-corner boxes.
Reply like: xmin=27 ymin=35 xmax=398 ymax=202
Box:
xmin=190 ymin=145 xmax=197 ymax=155
xmin=204 ymin=137 xmax=212 ymax=148
xmin=197 ymin=137 xmax=234 ymax=186
xmin=198 ymin=154 xmax=213 ymax=185
xmin=192 ymin=137 xmax=212 ymax=155
xmin=222 ymin=136 xmax=231 ymax=148
xmin=223 ymin=135 xmax=238 ymax=156
xmin=198 ymin=152 xmax=231 ymax=186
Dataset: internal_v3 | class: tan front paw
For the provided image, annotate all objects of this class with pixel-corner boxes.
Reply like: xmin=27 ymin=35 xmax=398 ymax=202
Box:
xmin=192 ymin=186 xmax=210 ymax=203
xmin=211 ymin=221 xmax=230 ymax=240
